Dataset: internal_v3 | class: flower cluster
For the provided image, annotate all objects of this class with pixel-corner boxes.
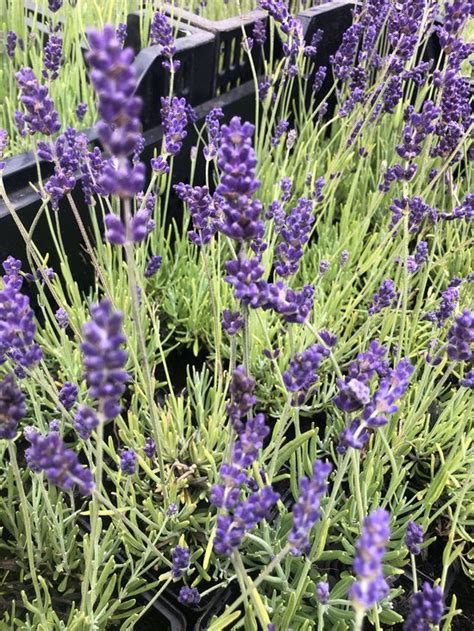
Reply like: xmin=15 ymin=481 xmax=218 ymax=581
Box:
xmin=211 ymin=410 xmax=278 ymax=556
xmin=25 ymin=429 xmax=94 ymax=495
xmin=403 ymin=582 xmax=443 ymax=630
xmin=171 ymin=546 xmax=190 ymax=578
xmin=80 ymin=299 xmax=128 ymax=420
xmin=15 ymin=68 xmax=61 ymax=136
xmin=150 ymin=11 xmax=180 ymax=72
xmin=161 ymin=96 xmax=194 ymax=156
xmin=283 ymin=341 xmax=332 ymax=405
xmin=275 ymin=198 xmax=314 ymax=277
xmin=175 ymin=183 xmax=219 ymax=246
xmin=42 ymin=34 xmax=63 ymax=81
xmin=0 ymin=374 xmax=25 ymax=440
xmin=226 ymin=365 xmax=257 ymax=432
xmin=0 ymin=129 xmax=7 ymax=170
xmin=405 ymin=521 xmax=423 ymax=556
xmin=86 ymin=25 xmax=144 ymax=197
xmin=368 ymin=279 xmax=399 ymax=315
xmin=289 ymin=460 xmax=332 ymax=554
xmin=203 ymin=107 xmax=224 ymax=160
xmin=336 ymin=342 xmax=413 ymax=452
xmin=120 ymin=449 xmax=137 ymax=475
xmin=349 ymin=508 xmax=390 ymax=610
xmin=58 ymin=382 xmax=78 ymax=412
xmin=0 ymin=258 xmax=43 ymax=376
xmin=217 ymin=117 xmax=263 ymax=242
xmin=144 ymin=255 xmax=162 ymax=278
xmin=446 ymin=309 xmax=473 ymax=362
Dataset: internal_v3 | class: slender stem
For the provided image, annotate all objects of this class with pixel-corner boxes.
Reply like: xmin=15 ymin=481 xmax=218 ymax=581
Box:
xmin=411 ymin=553 xmax=418 ymax=593
xmin=123 ymin=199 xmax=168 ymax=503
xmin=201 ymin=245 xmax=222 ymax=379
xmin=232 ymin=550 xmax=271 ymax=629
xmin=353 ymin=607 xmax=365 ymax=631
xmin=8 ymin=443 xmax=46 ymax=620
xmin=242 ymin=304 xmax=251 ymax=375
xmin=65 ymin=192 xmax=113 ymax=302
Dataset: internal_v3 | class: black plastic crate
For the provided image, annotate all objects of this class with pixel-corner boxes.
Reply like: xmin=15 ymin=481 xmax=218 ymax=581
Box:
xmin=163 ymin=5 xmax=276 ymax=97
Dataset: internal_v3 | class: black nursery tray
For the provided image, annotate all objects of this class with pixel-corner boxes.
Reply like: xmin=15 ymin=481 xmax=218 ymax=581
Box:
xmin=163 ymin=5 xmax=278 ymax=97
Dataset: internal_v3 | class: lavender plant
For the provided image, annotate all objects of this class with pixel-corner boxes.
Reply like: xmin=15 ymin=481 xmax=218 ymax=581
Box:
xmin=0 ymin=0 xmax=473 ymax=629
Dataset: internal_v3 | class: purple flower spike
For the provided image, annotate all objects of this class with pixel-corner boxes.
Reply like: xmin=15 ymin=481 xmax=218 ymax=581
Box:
xmin=222 ymin=310 xmax=244 ymax=336
xmin=225 ymin=256 xmax=265 ymax=308
xmin=15 ymin=68 xmax=61 ymax=136
xmin=175 ymin=183 xmax=218 ymax=246
xmin=406 ymin=521 xmax=423 ymax=556
xmin=144 ymin=255 xmax=163 ymax=278
xmin=48 ymin=0 xmax=63 ymax=12
xmin=226 ymin=365 xmax=257 ymax=432
xmin=289 ymin=460 xmax=332 ymax=555
xmin=74 ymin=405 xmax=99 ymax=440
xmin=0 ymin=259 xmax=43 ymax=377
xmin=446 ymin=309 xmax=473 ymax=361
xmin=252 ymin=19 xmax=267 ymax=46
xmin=403 ymin=582 xmax=444 ymax=630
xmin=316 ymin=581 xmax=330 ymax=605
xmin=0 ymin=374 xmax=25 ymax=440
xmin=217 ymin=117 xmax=264 ymax=243
xmin=120 ymin=448 xmax=137 ymax=475
xmin=203 ymin=107 xmax=224 ymax=159
xmin=58 ymin=382 xmax=78 ymax=412
xmin=86 ymin=25 xmax=145 ymax=197
xmin=55 ymin=307 xmax=69 ymax=329
xmin=150 ymin=11 xmax=180 ymax=72
xmin=275 ymin=198 xmax=314 ymax=277
xmin=143 ymin=436 xmax=156 ymax=458
xmin=368 ymin=279 xmax=398 ymax=315
xmin=283 ymin=343 xmax=331 ymax=405
xmin=80 ymin=300 xmax=128 ymax=420
xmin=25 ymin=430 xmax=94 ymax=495
xmin=461 ymin=369 xmax=474 ymax=389
xmin=116 ymin=23 xmax=127 ymax=46
xmin=0 ymin=129 xmax=8 ymax=170
xmin=349 ymin=508 xmax=390 ymax=610
xmin=7 ymin=32 xmax=18 ymax=59
xmin=178 ymin=586 xmax=201 ymax=605
xmin=75 ymin=102 xmax=88 ymax=122
xmin=43 ymin=35 xmax=63 ymax=81
xmin=161 ymin=96 xmax=193 ymax=156
xmin=171 ymin=546 xmax=190 ymax=578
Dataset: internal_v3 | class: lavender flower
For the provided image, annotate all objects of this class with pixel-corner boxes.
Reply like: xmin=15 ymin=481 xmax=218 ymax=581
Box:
xmin=340 ymin=250 xmax=349 ymax=267
xmin=15 ymin=68 xmax=61 ymax=136
xmin=225 ymin=256 xmax=265 ymax=308
xmin=446 ymin=309 xmax=473 ymax=361
xmin=396 ymin=101 xmax=440 ymax=160
xmin=319 ymin=260 xmax=329 ymax=277
xmin=48 ymin=0 xmax=63 ymax=11
xmin=271 ymin=119 xmax=289 ymax=147
xmin=0 ymin=260 xmax=43 ymax=376
xmin=178 ymin=587 xmax=201 ymax=605
xmin=441 ymin=194 xmax=473 ymax=222
xmin=74 ymin=405 xmax=99 ymax=440
xmin=424 ymin=283 xmax=460 ymax=327
xmin=403 ymin=582 xmax=444 ymax=630
xmin=55 ymin=307 xmax=69 ymax=329
xmin=175 ymin=183 xmax=218 ymax=246
xmin=80 ymin=300 xmax=128 ymax=419
xmin=283 ymin=343 xmax=331 ymax=405
xmin=406 ymin=521 xmax=423 ymax=556
xmin=252 ymin=19 xmax=267 ymax=46
xmin=406 ymin=241 xmax=428 ymax=274
xmin=460 ymin=369 xmax=474 ymax=389
xmin=368 ymin=279 xmax=398 ymax=315
xmin=143 ymin=436 xmax=155 ymax=458
xmin=6 ymin=32 xmax=17 ymax=59
xmin=58 ymin=382 xmax=78 ymax=412
xmin=222 ymin=310 xmax=243 ymax=336
xmin=280 ymin=177 xmax=292 ymax=203
xmin=86 ymin=25 xmax=145 ymax=197
xmin=289 ymin=460 xmax=332 ymax=554
xmin=203 ymin=107 xmax=224 ymax=159
xmin=120 ymin=449 xmax=137 ymax=475
xmin=217 ymin=117 xmax=263 ymax=243
xmin=390 ymin=197 xmax=438 ymax=234
xmin=116 ymin=23 xmax=127 ymax=46
xmin=150 ymin=11 xmax=180 ymax=72
xmin=0 ymin=129 xmax=7 ymax=170
xmin=144 ymin=255 xmax=162 ymax=278
xmin=161 ymin=96 xmax=193 ymax=156
xmin=171 ymin=546 xmax=190 ymax=578
xmin=214 ymin=486 xmax=279 ymax=556
xmin=316 ymin=581 xmax=330 ymax=605
xmin=0 ymin=374 xmax=25 ymax=440
xmin=150 ymin=155 xmax=169 ymax=173
xmin=275 ymin=198 xmax=314 ymax=277
xmin=349 ymin=508 xmax=390 ymax=610
xmin=25 ymin=430 xmax=94 ymax=495
xmin=226 ymin=366 xmax=257 ymax=432
xmin=42 ymin=35 xmax=63 ymax=81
